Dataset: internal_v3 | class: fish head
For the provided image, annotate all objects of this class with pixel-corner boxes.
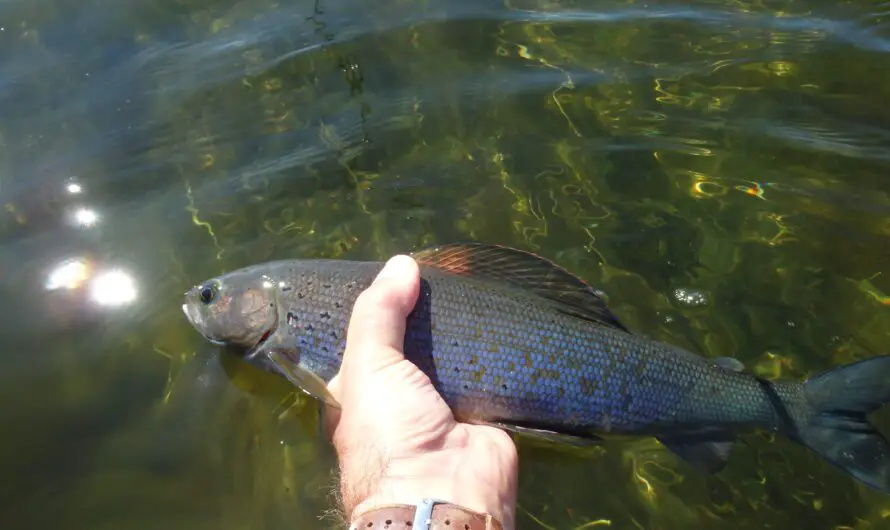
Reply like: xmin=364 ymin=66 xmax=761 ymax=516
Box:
xmin=182 ymin=270 xmax=279 ymax=353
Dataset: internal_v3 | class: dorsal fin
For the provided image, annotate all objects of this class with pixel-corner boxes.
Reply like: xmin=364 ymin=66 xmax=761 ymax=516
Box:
xmin=411 ymin=242 xmax=630 ymax=332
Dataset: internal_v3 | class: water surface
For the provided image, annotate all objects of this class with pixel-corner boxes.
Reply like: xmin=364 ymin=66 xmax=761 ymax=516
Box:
xmin=2 ymin=0 xmax=890 ymax=528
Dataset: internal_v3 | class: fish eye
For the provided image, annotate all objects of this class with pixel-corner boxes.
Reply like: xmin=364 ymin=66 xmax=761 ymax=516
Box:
xmin=199 ymin=283 xmax=218 ymax=304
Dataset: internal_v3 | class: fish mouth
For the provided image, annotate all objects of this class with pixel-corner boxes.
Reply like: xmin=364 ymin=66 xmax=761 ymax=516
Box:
xmin=181 ymin=303 xmax=194 ymax=323
xmin=181 ymin=303 xmax=205 ymax=336
xmin=182 ymin=301 xmax=205 ymax=325
xmin=181 ymin=302 xmax=227 ymax=346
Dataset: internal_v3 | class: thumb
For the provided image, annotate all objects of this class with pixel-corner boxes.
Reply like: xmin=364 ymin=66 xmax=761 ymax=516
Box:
xmin=339 ymin=254 xmax=420 ymax=378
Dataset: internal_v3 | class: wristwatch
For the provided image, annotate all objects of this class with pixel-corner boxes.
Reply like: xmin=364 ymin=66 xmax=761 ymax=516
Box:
xmin=349 ymin=498 xmax=503 ymax=530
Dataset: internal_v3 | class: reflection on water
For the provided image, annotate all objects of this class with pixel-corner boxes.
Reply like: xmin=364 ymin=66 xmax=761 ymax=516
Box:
xmin=45 ymin=258 xmax=90 ymax=292
xmin=89 ymin=269 xmax=138 ymax=307
xmin=71 ymin=207 xmax=99 ymax=228
xmin=2 ymin=0 xmax=890 ymax=528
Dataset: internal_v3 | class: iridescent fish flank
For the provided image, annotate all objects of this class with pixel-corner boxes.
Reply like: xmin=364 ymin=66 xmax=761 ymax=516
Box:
xmin=182 ymin=242 xmax=890 ymax=495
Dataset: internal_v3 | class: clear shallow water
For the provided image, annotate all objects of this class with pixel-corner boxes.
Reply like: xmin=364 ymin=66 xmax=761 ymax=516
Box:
xmin=2 ymin=0 xmax=890 ymax=528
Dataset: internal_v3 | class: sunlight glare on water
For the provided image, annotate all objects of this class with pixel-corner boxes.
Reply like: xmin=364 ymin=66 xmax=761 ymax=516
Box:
xmin=89 ymin=269 xmax=138 ymax=307
xmin=72 ymin=207 xmax=99 ymax=228
xmin=43 ymin=258 xmax=138 ymax=307
xmin=45 ymin=258 xmax=91 ymax=291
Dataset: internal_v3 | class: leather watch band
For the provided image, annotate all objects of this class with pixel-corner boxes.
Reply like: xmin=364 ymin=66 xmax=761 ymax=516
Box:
xmin=349 ymin=499 xmax=503 ymax=530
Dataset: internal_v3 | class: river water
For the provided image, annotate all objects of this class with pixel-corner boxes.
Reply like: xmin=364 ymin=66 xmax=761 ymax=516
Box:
xmin=2 ymin=0 xmax=890 ymax=528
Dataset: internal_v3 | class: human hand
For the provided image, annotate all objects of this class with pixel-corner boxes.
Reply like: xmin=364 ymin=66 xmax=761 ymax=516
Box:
xmin=325 ymin=255 xmax=519 ymax=529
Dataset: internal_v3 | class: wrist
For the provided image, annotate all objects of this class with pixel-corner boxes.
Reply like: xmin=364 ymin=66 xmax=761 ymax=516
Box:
xmin=340 ymin=460 xmax=514 ymax=530
xmin=349 ymin=498 xmax=504 ymax=530
xmin=352 ymin=478 xmax=503 ymax=523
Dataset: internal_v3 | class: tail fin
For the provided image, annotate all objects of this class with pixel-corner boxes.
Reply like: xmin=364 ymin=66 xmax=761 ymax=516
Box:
xmin=796 ymin=355 xmax=890 ymax=492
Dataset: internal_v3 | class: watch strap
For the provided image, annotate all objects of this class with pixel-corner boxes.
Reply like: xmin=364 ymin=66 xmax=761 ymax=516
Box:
xmin=349 ymin=498 xmax=503 ymax=530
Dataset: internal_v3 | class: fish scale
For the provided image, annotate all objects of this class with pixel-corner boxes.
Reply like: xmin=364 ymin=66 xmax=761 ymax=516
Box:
xmin=182 ymin=242 xmax=890 ymax=494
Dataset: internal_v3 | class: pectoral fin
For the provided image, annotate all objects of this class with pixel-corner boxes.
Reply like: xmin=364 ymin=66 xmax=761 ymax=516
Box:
xmin=268 ymin=350 xmax=340 ymax=409
xmin=260 ymin=349 xmax=341 ymax=409
xmin=241 ymin=327 xmax=341 ymax=409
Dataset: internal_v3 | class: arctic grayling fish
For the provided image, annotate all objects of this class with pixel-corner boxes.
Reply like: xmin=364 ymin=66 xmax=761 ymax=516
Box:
xmin=182 ymin=242 xmax=890 ymax=493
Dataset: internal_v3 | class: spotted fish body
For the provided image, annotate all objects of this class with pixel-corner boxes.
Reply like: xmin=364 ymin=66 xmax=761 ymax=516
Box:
xmin=183 ymin=243 xmax=890 ymax=493
xmin=277 ymin=260 xmax=792 ymax=436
